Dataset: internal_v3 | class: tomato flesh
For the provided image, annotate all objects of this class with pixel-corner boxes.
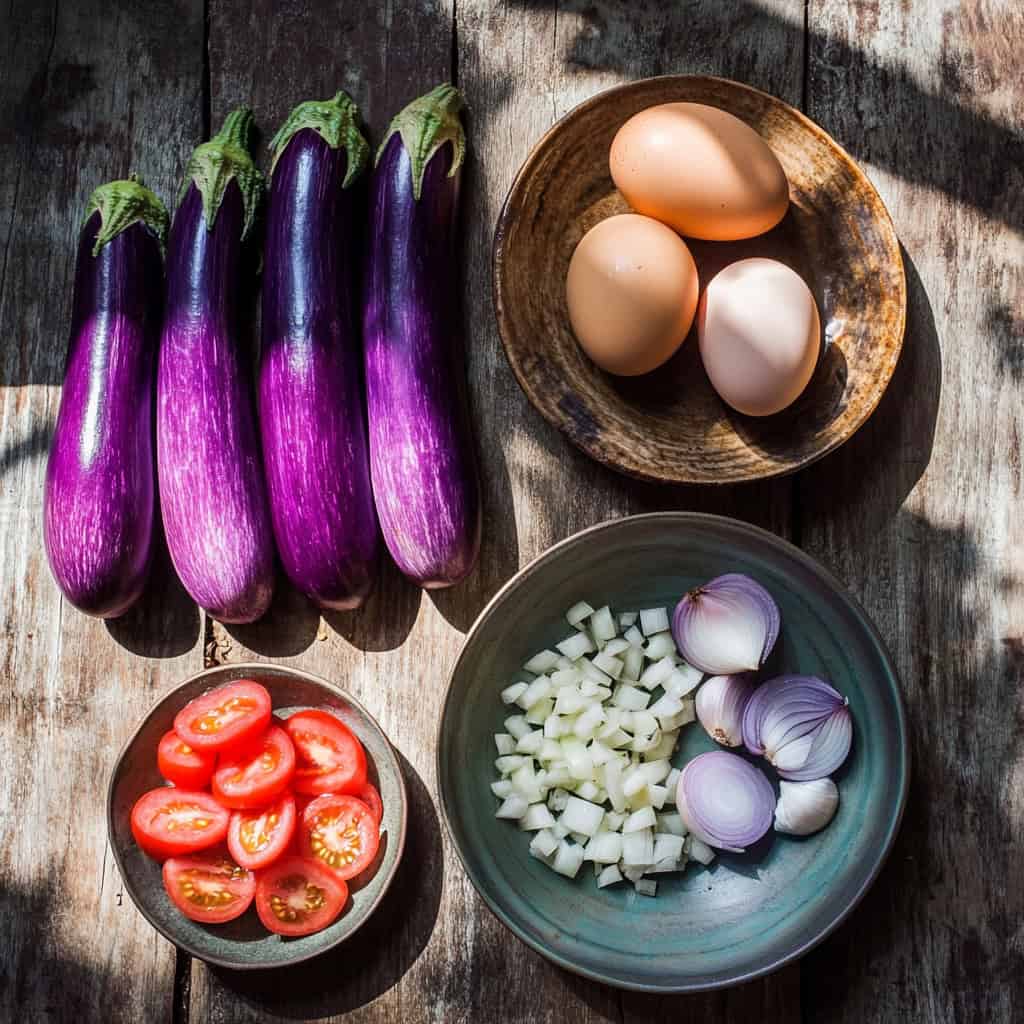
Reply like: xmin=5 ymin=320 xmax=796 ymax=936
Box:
xmin=162 ymin=851 xmax=255 ymax=924
xmin=300 ymin=793 xmax=379 ymax=881
xmin=285 ymin=709 xmax=367 ymax=796
xmin=157 ymin=730 xmax=216 ymax=789
xmin=212 ymin=725 xmax=295 ymax=809
xmin=227 ymin=792 xmax=296 ymax=870
xmin=255 ymin=856 xmax=347 ymax=937
xmin=130 ymin=788 xmax=229 ymax=860
xmin=356 ymin=783 xmax=383 ymax=824
xmin=174 ymin=680 xmax=272 ymax=753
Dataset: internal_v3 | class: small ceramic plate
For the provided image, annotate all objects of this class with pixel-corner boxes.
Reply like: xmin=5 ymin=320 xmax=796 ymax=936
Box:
xmin=437 ymin=513 xmax=908 ymax=992
xmin=492 ymin=75 xmax=906 ymax=484
xmin=108 ymin=663 xmax=407 ymax=970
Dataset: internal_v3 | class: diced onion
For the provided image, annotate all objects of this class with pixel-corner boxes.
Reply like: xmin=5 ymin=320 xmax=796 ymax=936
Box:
xmin=653 ymin=833 xmax=685 ymax=861
xmin=687 ymin=836 xmax=716 ymax=865
xmin=621 ymin=829 xmax=654 ymax=866
xmin=624 ymin=626 xmax=646 ymax=648
xmin=597 ymin=864 xmax=624 ymax=888
xmin=530 ymin=829 xmax=560 ymax=858
xmin=640 ymin=607 xmax=670 ymax=635
xmin=491 ymin=780 xmax=513 ymax=798
xmin=619 ymin=612 xmax=638 ymax=628
xmin=520 ymin=804 xmax=557 ymax=831
xmin=621 ymin=646 xmax=644 ymax=681
xmin=583 ymin=831 xmax=622 ymax=864
xmin=504 ymin=715 xmax=531 ymax=740
xmin=515 ymin=731 xmax=544 ymax=755
xmin=524 ymin=650 xmax=560 ymax=674
xmin=495 ymin=755 xmax=525 ymax=774
xmin=644 ymin=631 xmax=677 ymax=661
xmin=635 ymin=878 xmax=658 ymax=897
xmin=612 ymin=684 xmax=649 ymax=711
xmin=560 ymin=795 xmax=605 ymax=837
xmin=566 ymin=601 xmax=595 ymax=627
xmin=622 ymin=807 xmax=657 ymax=832
xmin=501 ymin=682 xmax=529 ymax=705
xmin=518 ymin=677 xmax=553 ymax=709
xmin=576 ymin=780 xmax=600 ymax=802
xmin=603 ymin=638 xmax=631 ymax=657
xmin=556 ymin=632 xmax=594 ymax=660
xmin=591 ymin=606 xmax=617 ymax=642
xmin=639 ymin=656 xmax=676 ymax=690
xmin=550 ymin=668 xmax=581 ymax=689
xmin=552 ymin=841 xmax=585 ymax=877
xmin=494 ymin=733 xmax=515 ymax=755
xmin=579 ymin=659 xmax=612 ymax=685
xmin=592 ymin=651 xmax=624 ymax=678
xmin=656 ymin=812 xmax=687 ymax=836
xmin=495 ymin=795 xmax=529 ymax=820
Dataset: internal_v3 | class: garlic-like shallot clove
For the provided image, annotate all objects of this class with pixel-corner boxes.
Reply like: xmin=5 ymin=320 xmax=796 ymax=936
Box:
xmin=695 ymin=674 xmax=756 ymax=747
xmin=773 ymin=777 xmax=839 ymax=836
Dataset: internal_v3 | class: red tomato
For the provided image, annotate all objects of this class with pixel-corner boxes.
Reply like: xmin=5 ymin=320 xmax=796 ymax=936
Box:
xmin=212 ymin=725 xmax=295 ymax=809
xmin=157 ymin=730 xmax=216 ymax=789
xmin=285 ymin=709 xmax=367 ymax=796
xmin=173 ymin=680 xmax=272 ymax=753
xmin=130 ymin=788 xmax=230 ymax=860
xmin=299 ymin=793 xmax=380 ymax=881
xmin=356 ymin=782 xmax=383 ymax=824
xmin=227 ymin=792 xmax=296 ymax=870
xmin=254 ymin=856 xmax=348 ymax=937
xmin=162 ymin=850 xmax=255 ymax=924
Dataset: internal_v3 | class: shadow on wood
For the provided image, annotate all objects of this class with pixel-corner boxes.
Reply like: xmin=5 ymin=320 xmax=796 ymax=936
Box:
xmin=220 ymin=575 xmax=322 ymax=657
xmin=201 ymin=751 xmax=443 ymax=1018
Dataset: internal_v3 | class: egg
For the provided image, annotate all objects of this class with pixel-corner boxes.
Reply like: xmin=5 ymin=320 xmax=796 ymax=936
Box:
xmin=698 ymin=258 xmax=820 ymax=416
xmin=566 ymin=213 xmax=699 ymax=376
xmin=609 ymin=103 xmax=790 ymax=241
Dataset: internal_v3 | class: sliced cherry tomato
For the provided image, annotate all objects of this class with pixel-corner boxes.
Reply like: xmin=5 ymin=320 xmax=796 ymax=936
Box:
xmin=254 ymin=856 xmax=347 ymax=937
xmin=227 ymin=792 xmax=297 ymax=870
xmin=299 ymin=793 xmax=379 ymax=881
xmin=157 ymin=730 xmax=216 ymax=789
xmin=162 ymin=850 xmax=255 ymax=924
xmin=130 ymin=788 xmax=230 ymax=860
xmin=173 ymin=680 xmax=272 ymax=753
xmin=356 ymin=782 xmax=383 ymax=824
xmin=284 ymin=709 xmax=367 ymax=796
xmin=211 ymin=725 xmax=295 ymax=809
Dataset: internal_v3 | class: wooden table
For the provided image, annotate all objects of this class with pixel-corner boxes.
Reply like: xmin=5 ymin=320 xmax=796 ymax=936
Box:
xmin=2 ymin=0 xmax=1021 ymax=1020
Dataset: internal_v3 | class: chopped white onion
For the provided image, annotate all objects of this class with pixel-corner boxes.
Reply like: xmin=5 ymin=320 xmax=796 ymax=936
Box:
xmin=504 ymin=715 xmax=531 ymax=740
xmin=648 ymin=693 xmax=683 ymax=719
xmin=604 ymin=761 xmax=627 ymax=813
xmin=547 ymin=788 xmax=570 ymax=812
xmin=524 ymin=649 xmax=560 ymax=674
xmin=621 ymin=829 xmax=654 ymax=866
xmin=621 ymin=646 xmax=644 ymax=681
xmin=612 ymin=684 xmax=649 ymax=711
xmin=583 ymin=831 xmax=622 ymax=864
xmin=556 ymin=631 xmax=594 ymax=660
xmin=635 ymin=878 xmax=658 ymax=897
xmin=576 ymin=780 xmax=601 ymax=802
xmin=592 ymin=651 xmax=624 ymax=679
xmin=604 ymin=810 xmax=627 ymax=832
xmin=603 ymin=638 xmax=631 ymax=657
xmin=653 ymin=833 xmax=685 ymax=862
xmin=515 ymin=730 xmax=544 ymax=755
xmin=644 ymin=631 xmax=677 ymax=661
xmin=624 ymin=626 xmax=646 ymax=648
xmin=639 ymin=656 xmax=676 ymax=690
xmin=644 ymin=730 xmax=680 ymax=762
xmin=566 ymin=601 xmax=595 ymax=627
xmin=664 ymin=664 xmax=703 ymax=697
xmin=656 ymin=812 xmax=687 ymax=836
xmin=597 ymin=864 xmax=624 ymax=888
xmin=538 ymin=738 xmax=562 ymax=762
xmin=622 ymin=767 xmax=648 ymax=798
xmin=551 ymin=822 xmax=570 ymax=840
xmin=640 ymin=607 xmax=670 ymax=635
xmin=520 ymin=804 xmax=557 ymax=831
xmin=491 ymin=780 xmax=513 ymax=798
xmin=619 ymin=612 xmax=638 ymax=628
xmin=560 ymin=795 xmax=605 ymax=837
xmin=553 ymin=689 xmax=589 ymax=716
xmin=578 ymin=659 xmax=612 ymax=685
xmin=543 ymin=714 xmax=565 ymax=739
xmin=687 ymin=836 xmax=716 ymax=865
xmin=495 ymin=795 xmax=529 ymax=820
xmin=494 ymin=733 xmax=515 ymax=755
xmin=552 ymin=841 xmax=585 ymax=878
xmin=665 ymin=767 xmax=681 ymax=791
xmin=591 ymin=606 xmax=617 ymax=642
xmin=518 ymin=677 xmax=552 ymax=709
xmin=530 ymin=828 xmax=559 ymax=858
xmin=501 ymin=682 xmax=529 ymax=705
xmin=622 ymin=807 xmax=657 ymax=832
xmin=525 ymin=698 xmax=554 ymax=725
xmin=648 ymin=857 xmax=683 ymax=874
xmin=638 ymin=759 xmax=672 ymax=785
xmin=495 ymin=755 xmax=524 ymax=775
xmin=630 ymin=710 xmax=659 ymax=736
xmin=550 ymin=668 xmax=581 ymax=689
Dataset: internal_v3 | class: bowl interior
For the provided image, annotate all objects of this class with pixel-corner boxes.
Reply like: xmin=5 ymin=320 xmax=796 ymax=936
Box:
xmin=108 ymin=663 xmax=407 ymax=970
xmin=493 ymin=75 xmax=906 ymax=484
xmin=438 ymin=513 xmax=907 ymax=992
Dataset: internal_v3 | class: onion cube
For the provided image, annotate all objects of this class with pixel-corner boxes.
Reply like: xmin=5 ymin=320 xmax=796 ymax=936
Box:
xmin=573 ymin=703 xmax=605 ymax=739
xmin=687 ymin=836 xmax=716 ymax=865
xmin=648 ymin=693 xmax=683 ymax=719
xmin=519 ymin=804 xmax=557 ymax=831
xmin=524 ymin=650 xmax=560 ymax=674
xmin=556 ymin=631 xmax=594 ymax=660
xmin=604 ymin=811 xmax=626 ymax=832
xmin=619 ymin=612 xmax=638 ymax=628
xmin=649 ymin=856 xmax=683 ymax=874
xmin=653 ymin=833 xmax=685 ymax=862
xmin=515 ymin=730 xmax=544 ymax=755
xmin=622 ymin=867 xmax=646 ymax=883
xmin=494 ymin=733 xmax=515 ymax=756
xmin=639 ymin=759 xmax=672 ymax=785
xmin=639 ymin=656 xmax=675 ymax=690
xmin=495 ymin=795 xmax=529 ymax=820
xmin=647 ymin=784 xmax=668 ymax=809
xmin=579 ymin=660 xmax=612 ymax=685
xmin=566 ymin=601 xmax=595 ymax=627
xmin=678 ymin=699 xmax=697 ymax=725
xmin=603 ymin=638 xmax=631 ymax=657
xmin=621 ymin=829 xmax=654 ymax=866
xmin=547 ymin=788 xmax=570 ymax=812
xmin=624 ymin=626 xmax=646 ymax=648
xmin=552 ymin=821 xmax=570 ymax=840
xmin=590 ymin=606 xmax=617 ymax=642
xmin=579 ymin=682 xmax=612 ymax=702
xmin=635 ymin=879 xmax=658 ymax=897
xmin=491 ymin=780 xmax=513 ymax=798
xmin=597 ymin=864 xmax=624 ymax=888
xmin=538 ymin=738 xmax=563 ymax=762
xmin=567 ymin=751 xmax=594 ymax=781
xmin=643 ymin=730 xmax=680 ymax=762
xmin=643 ymin=631 xmax=677 ymax=661
xmin=621 ymin=646 xmax=644 ymax=681
xmin=501 ymin=682 xmax=529 ymax=705
xmin=560 ymin=795 xmax=605 ymax=837
xmin=592 ymin=651 xmax=624 ymax=679
xmin=611 ymin=684 xmax=649 ymax=711
xmin=495 ymin=755 xmax=525 ymax=775
xmin=640 ymin=607 xmax=670 ymax=635
xmin=656 ymin=813 xmax=687 ymax=837
xmin=622 ymin=807 xmax=657 ymax=832
xmin=554 ymin=689 xmax=589 ymax=715
xmin=583 ymin=831 xmax=623 ymax=864
xmin=530 ymin=828 xmax=560 ymax=858
xmin=504 ymin=715 xmax=531 ymax=740
xmin=665 ymin=768 xmax=681 ymax=791
xmin=603 ymin=727 xmax=631 ymax=749
xmin=552 ymin=841 xmax=585 ymax=878
xmin=664 ymin=664 xmax=703 ymax=697
xmin=550 ymin=668 xmax=581 ymax=689
xmin=518 ymin=677 xmax=553 ymax=709
xmin=543 ymin=714 xmax=565 ymax=739
xmin=524 ymin=697 xmax=554 ymax=725
xmin=589 ymin=740 xmax=614 ymax=766
xmin=576 ymin=780 xmax=601 ymax=802
xmin=622 ymin=767 xmax=649 ymax=798
xmin=630 ymin=710 xmax=659 ymax=736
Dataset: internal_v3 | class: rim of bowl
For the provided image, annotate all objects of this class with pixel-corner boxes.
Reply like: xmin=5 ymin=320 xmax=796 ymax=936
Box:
xmin=106 ymin=661 xmax=409 ymax=970
xmin=436 ymin=511 xmax=910 ymax=992
xmin=491 ymin=74 xmax=908 ymax=485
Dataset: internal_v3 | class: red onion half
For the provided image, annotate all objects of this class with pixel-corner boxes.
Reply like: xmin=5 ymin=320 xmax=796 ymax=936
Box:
xmin=675 ymin=750 xmax=775 ymax=852
xmin=672 ymin=573 xmax=780 ymax=675
xmin=741 ymin=675 xmax=852 ymax=781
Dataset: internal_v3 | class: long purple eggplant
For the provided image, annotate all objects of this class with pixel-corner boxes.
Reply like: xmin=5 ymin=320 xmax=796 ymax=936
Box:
xmin=259 ymin=92 xmax=380 ymax=609
xmin=44 ymin=177 xmax=167 ymax=618
xmin=364 ymin=84 xmax=481 ymax=588
xmin=157 ymin=108 xmax=275 ymax=623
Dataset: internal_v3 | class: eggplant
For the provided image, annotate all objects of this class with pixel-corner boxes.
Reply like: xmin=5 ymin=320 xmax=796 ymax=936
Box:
xmin=157 ymin=108 xmax=276 ymax=623
xmin=259 ymin=92 xmax=380 ymax=610
xmin=43 ymin=177 xmax=167 ymax=618
xmin=364 ymin=84 xmax=481 ymax=588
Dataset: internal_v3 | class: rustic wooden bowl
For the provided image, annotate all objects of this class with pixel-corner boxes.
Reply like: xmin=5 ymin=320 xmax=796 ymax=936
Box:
xmin=492 ymin=75 xmax=906 ymax=484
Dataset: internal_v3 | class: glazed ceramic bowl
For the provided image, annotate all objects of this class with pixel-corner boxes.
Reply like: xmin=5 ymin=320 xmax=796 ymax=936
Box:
xmin=437 ymin=513 xmax=908 ymax=992
xmin=108 ymin=663 xmax=407 ymax=969
xmin=493 ymin=75 xmax=906 ymax=484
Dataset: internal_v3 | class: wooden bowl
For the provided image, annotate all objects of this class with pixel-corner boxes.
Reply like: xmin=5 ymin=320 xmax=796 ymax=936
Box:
xmin=492 ymin=76 xmax=906 ymax=484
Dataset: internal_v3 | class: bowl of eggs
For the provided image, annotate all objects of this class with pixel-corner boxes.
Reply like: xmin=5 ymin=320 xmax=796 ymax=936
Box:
xmin=492 ymin=75 xmax=906 ymax=484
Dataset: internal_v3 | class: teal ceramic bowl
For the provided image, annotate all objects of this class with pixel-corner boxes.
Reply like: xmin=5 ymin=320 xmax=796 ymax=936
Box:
xmin=437 ymin=513 xmax=908 ymax=992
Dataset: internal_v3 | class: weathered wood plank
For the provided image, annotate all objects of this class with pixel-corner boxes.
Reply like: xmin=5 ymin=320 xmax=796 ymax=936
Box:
xmin=798 ymin=1 xmax=1024 ymax=1022
xmin=0 ymin=0 xmax=205 ymax=1020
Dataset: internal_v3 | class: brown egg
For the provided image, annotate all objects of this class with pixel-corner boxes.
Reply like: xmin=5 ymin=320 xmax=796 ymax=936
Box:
xmin=698 ymin=258 xmax=821 ymax=416
xmin=565 ymin=213 xmax=699 ymax=376
xmin=609 ymin=103 xmax=790 ymax=241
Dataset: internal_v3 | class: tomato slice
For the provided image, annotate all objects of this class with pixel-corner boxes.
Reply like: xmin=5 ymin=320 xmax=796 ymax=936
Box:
xmin=173 ymin=680 xmax=272 ymax=753
xmin=284 ymin=709 xmax=367 ymax=796
xmin=157 ymin=730 xmax=216 ymax=789
xmin=212 ymin=725 xmax=295 ymax=809
xmin=254 ymin=856 xmax=347 ymax=937
xmin=162 ymin=850 xmax=255 ymax=924
xmin=356 ymin=782 xmax=383 ymax=824
xmin=299 ymin=793 xmax=379 ymax=881
xmin=130 ymin=788 xmax=230 ymax=860
xmin=227 ymin=792 xmax=296 ymax=870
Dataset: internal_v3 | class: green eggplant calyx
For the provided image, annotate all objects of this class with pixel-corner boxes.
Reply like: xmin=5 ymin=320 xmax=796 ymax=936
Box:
xmin=376 ymin=83 xmax=466 ymax=201
xmin=84 ymin=176 xmax=170 ymax=257
xmin=181 ymin=106 xmax=265 ymax=240
xmin=269 ymin=90 xmax=370 ymax=188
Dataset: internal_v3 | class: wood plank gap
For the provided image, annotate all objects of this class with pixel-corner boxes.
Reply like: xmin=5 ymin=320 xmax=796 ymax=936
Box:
xmin=172 ymin=949 xmax=192 ymax=1024
xmin=450 ymin=0 xmax=459 ymax=87
xmin=201 ymin=0 xmax=210 ymax=138
xmin=801 ymin=0 xmax=810 ymax=112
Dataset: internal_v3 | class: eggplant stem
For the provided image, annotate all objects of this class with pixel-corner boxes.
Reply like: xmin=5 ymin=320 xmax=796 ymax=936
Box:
xmin=376 ymin=83 xmax=466 ymax=201
xmin=84 ymin=177 xmax=169 ymax=257
xmin=268 ymin=90 xmax=370 ymax=187
xmin=180 ymin=105 xmax=264 ymax=240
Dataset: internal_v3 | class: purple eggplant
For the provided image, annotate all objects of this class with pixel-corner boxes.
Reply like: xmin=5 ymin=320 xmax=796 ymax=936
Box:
xmin=43 ymin=177 xmax=167 ymax=618
xmin=364 ymin=84 xmax=481 ymax=588
xmin=259 ymin=92 xmax=380 ymax=610
xmin=157 ymin=108 xmax=275 ymax=623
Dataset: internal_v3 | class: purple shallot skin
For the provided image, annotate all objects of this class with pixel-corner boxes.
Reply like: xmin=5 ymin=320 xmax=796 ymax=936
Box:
xmin=259 ymin=94 xmax=379 ymax=609
xmin=43 ymin=179 xmax=167 ymax=618
xmin=364 ymin=84 xmax=481 ymax=588
xmin=157 ymin=108 xmax=275 ymax=623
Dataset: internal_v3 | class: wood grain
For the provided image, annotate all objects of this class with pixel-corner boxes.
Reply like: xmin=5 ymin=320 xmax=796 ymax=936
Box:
xmin=798 ymin=1 xmax=1024 ymax=1022
xmin=0 ymin=0 xmax=204 ymax=1020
